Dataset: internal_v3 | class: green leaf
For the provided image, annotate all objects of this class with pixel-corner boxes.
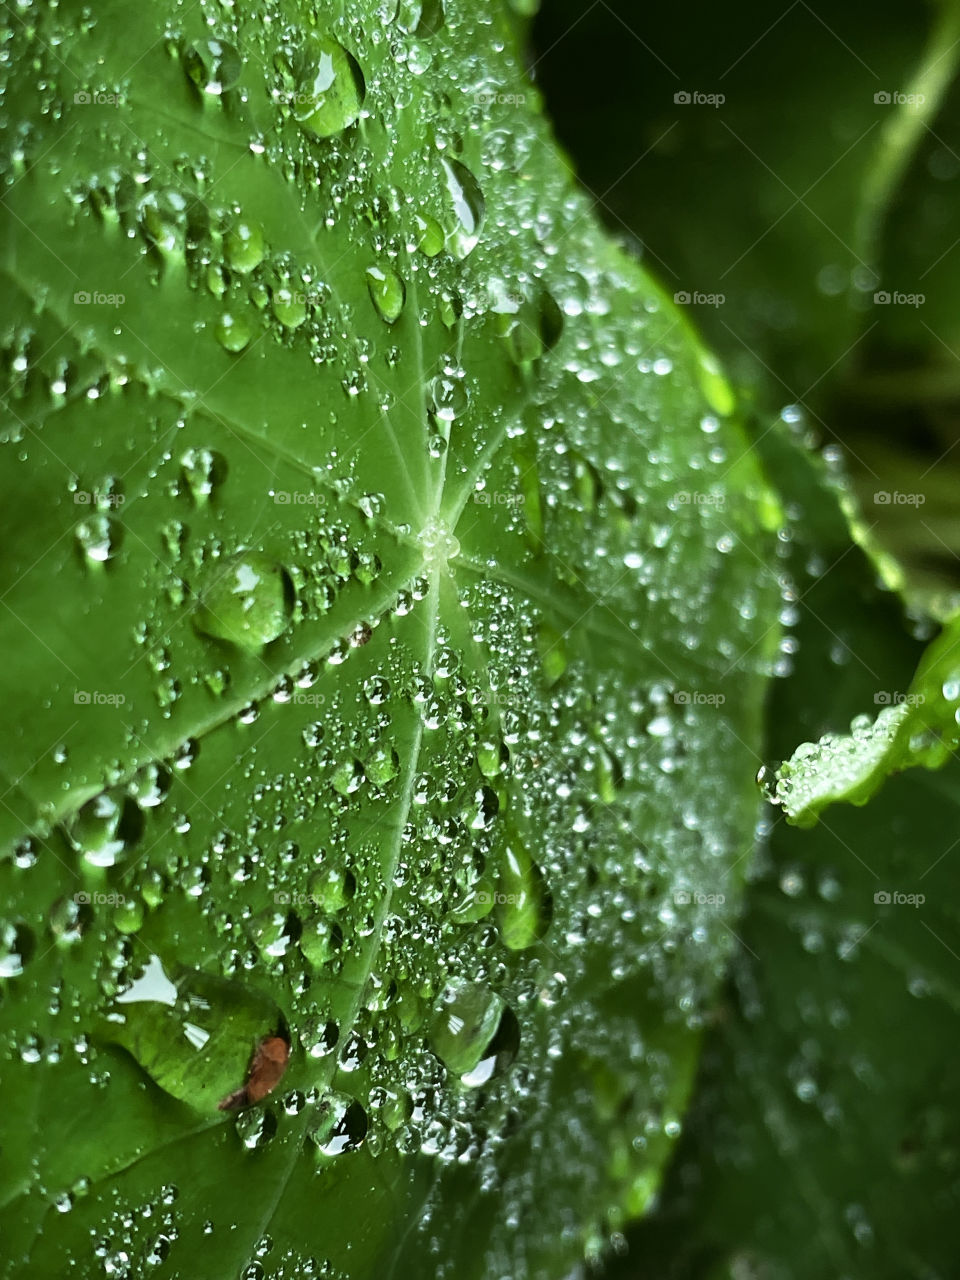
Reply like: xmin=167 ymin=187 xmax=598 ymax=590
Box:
xmin=537 ymin=0 xmax=960 ymax=406
xmin=0 ymin=1 xmax=784 ymax=1276
xmin=617 ymin=415 xmax=959 ymax=1280
xmin=771 ymin=610 xmax=960 ymax=825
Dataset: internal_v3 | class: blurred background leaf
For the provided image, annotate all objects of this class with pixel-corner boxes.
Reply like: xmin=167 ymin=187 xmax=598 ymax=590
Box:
xmin=533 ymin=0 xmax=960 ymax=606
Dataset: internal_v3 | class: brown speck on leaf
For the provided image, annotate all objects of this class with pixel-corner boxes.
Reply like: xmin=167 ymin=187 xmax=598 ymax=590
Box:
xmin=218 ymin=1035 xmax=290 ymax=1112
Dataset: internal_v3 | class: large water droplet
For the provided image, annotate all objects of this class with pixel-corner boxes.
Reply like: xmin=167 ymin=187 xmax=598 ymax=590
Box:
xmin=224 ymin=220 xmax=265 ymax=274
xmin=193 ymin=552 xmax=293 ymax=650
xmin=181 ymin=38 xmax=242 ymax=96
xmin=291 ymin=37 xmax=365 ymax=139
xmin=107 ymin=959 xmax=288 ymax=1115
xmin=67 ymin=790 xmax=143 ymax=868
xmin=395 ymin=0 xmax=445 ymax=36
xmin=180 ymin=448 xmax=227 ymax=504
xmin=441 ymin=159 xmax=484 ymax=257
xmin=365 ymin=265 xmax=406 ymax=323
xmin=215 ymin=310 xmax=254 ymax=353
xmin=75 ymin=513 xmax=121 ymax=565
xmin=496 ymin=830 xmax=553 ymax=949
xmin=308 ymin=1091 xmax=368 ymax=1155
xmin=429 ymin=981 xmax=519 ymax=1086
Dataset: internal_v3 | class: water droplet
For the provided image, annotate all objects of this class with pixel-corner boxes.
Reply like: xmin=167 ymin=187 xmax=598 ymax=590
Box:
xmin=215 ymin=310 xmax=254 ymax=353
xmin=303 ymin=905 xmax=345 ymax=962
xmin=271 ymin=285 xmax=307 ymax=329
xmin=308 ymin=1091 xmax=368 ymax=1155
xmin=193 ymin=552 xmax=293 ymax=650
xmin=365 ymin=744 xmax=400 ymax=786
xmin=414 ymin=211 xmax=444 ymax=257
xmin=365 ymin=265 xmax=406 ymax=323
xmin=0 ymin=921 xmax=35 ymax=978
xmin=537 ymin=622 xmax=567 ymax=685
xmin=181 ymin=38 xmax=242 ymax=96
xmin=308 ymin=865 xmax=355 ymax=913
xmin=395 ymin=0 xmax=445 ymax=37
xmin=291 ymin=37 xmax=365 ymax=139
xmin=224 ymin=220 xmax=265 ymax=274
xmin=75 ymin=513 xmax=121 ymax=565
xmin=496 ymin=831 xmax=553 ymax=950
xmin=180 ymin=448 xmax=227 ymax=504
xmin=429 ymin=980 xmax=519 ymax=1086
xmin=236 ymin=1107 xmax=277 ymax=1150
xmin=251 ymin=908 xmax=299 ymax=959
xmin=108 ymin=959 xmax=287 ymax=1115
xmin=427 ymin=369 xmax=468 ymax=423
xmin=441 ymin=158 xmax=484 ymax=257
xmin=67 ymin=790 xmax=143 ymax=868
xmin=494 ymin=286 xmax=563 ymax=364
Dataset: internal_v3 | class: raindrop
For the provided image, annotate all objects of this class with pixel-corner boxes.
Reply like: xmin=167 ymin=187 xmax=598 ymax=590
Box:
xmin=365 ymin=265 xmax=406 ymax=323
xmin=290 ymin=37 xmax=365 ymax=139
xmin=181 ymin=38 xmax=242 ymax=96
xmin=441 ymin=158 xmax=484 ymax=257
xmin=193 ymin=552 xmax=294 ymax=650
xmin=429 ymin=980 xmax=519 ymax=1086
xmin=308 ymin=1091 xmax=368 ymax=1155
